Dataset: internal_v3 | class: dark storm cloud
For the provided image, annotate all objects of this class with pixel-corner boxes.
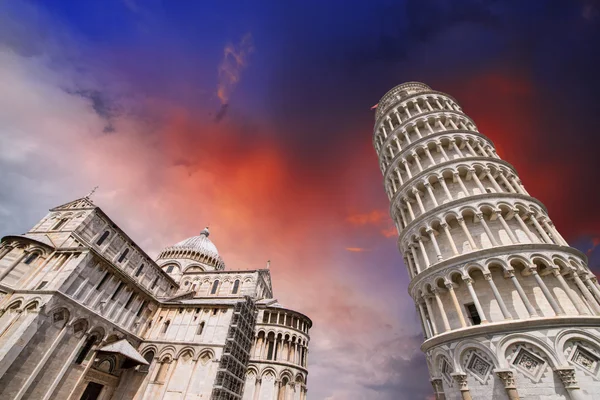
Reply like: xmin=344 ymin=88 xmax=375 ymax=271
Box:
xmin=72 ymin=89 xmax=117 ymax=133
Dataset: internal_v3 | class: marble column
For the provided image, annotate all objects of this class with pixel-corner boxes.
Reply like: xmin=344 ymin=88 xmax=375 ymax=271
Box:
xmin=464 ymin=277 xmax=488 ymax=324
xmin=484 ymin=273 xmax=511 ymax=320
xmin=494 ymin=369 xmax=520 ymax=400
xmin=555 ymin=367 xmax=585 ymax=400
xmin=451 ymin=373 xmax=472 ymax=400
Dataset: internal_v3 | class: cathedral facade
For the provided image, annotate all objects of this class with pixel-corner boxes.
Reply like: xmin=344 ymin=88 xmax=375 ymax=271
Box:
xmin=0 ymin=197 xmax=310 ymax=400
xmin=373 ymin=82 xmax=600 ymax=399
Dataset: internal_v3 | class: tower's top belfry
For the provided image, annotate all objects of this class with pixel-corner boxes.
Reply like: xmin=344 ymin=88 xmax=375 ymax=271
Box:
xmin=372 ymin=82 xmax=600 ymax=399
xmin=375 ymin=82 xmax=433 ymax=121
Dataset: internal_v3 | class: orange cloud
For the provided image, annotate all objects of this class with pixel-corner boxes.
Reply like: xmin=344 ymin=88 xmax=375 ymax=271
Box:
xmin=346 ymin=209 xmax=387 ymax=226
xmin=345 ymin=247 xmax=369 ymax=252
xmin=380 ymin=226 xmax=397 ymax=238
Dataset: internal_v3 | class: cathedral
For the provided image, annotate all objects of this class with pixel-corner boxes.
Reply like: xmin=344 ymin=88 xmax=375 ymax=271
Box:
xmin=0 ymin=197 xmax=310 ymax=399
xmin=374 ymin=82 xmax=600 ymax=399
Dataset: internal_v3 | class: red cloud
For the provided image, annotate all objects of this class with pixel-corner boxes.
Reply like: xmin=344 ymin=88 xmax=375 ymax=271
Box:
xmin=346 ymin=209 xmax=387 ymax=226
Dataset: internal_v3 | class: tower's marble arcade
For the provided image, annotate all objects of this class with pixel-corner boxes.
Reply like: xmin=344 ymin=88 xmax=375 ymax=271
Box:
xmin=374 ymin=82 xmax=600 ymax=400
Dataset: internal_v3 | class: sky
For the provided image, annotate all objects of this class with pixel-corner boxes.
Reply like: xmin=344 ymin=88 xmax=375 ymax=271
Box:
xmin=0 ymin=1 xmax=599 ymax=399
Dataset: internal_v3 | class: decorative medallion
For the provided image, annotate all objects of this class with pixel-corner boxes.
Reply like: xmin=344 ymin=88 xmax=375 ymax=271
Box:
xmin=511 ymin=346 xmax=546 ymax=381
xmin=571 ymin=345 xmax=599 ymax=374
xmin=466 ymin=353 xmax=492 ymax=382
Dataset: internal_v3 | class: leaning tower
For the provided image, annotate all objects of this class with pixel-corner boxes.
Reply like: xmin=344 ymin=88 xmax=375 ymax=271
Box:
xmin=373 ymin=82 xmax=600 ymax=400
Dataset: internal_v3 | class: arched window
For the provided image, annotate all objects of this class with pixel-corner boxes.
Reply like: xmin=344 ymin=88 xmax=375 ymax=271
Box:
xmin=210 ymin=280 xmax=219 ymax=295
xmin=166 ymin=265 xmax=174 ymax=273
xmin=117 ymin=248 xmax=129 ymax=263
xmin=23 ymin=253 xmax=39 ymax=265
xmin=75 ymin=335 xmax=98 ymax=365
xmin=232 ymin=279 xmax=240 ymax=294
xmin=140 ymin=350 xmax=154 ymax=373
xmin=135 ymin=264 xmax=144 ymax=277
xmin=161 ymin=320 xmax=170 ymax=334
xmin=196 ymin=321 xmax=205 ymax=335
xmin=52 ymin=218 xmax=68 ymax=231
xmin=96 ymin=231 xmax=110 ymax=246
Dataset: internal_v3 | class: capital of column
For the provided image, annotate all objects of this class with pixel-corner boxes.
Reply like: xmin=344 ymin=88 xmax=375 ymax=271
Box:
xmin=425 ymin=227 xmax=434 ymax=235
xmin=528 ymin=265 xmax=539 ymax=274
xmin=463 ymin=277 xmax=474 ymax=285
xmin=494 ymin=369 xmax=516 ymax=389
xmin=554 ymin=367 xmax=579 ymax=389
xmin=430 ymin=378 xmax=444 ymax=392
xmin=423 ymin=181 xmax=432 ymax=188
xmin=451 ymin=373 xmax=469 ymax=391
xmin=440 ymin=222 xmax=448 ymax=228
xmin=445 ymin=281 xmax=457 ymax=290
xmin=475 ymin=212 xmax=484 ymax=220
xmin=483 ymin=273 xmax=493 ymax=281
xmin=412 ymin=188 xmax=421 ymax=195
xmin=456 ymin=216 xmax=465 ymax=223
xmin=402 ymin=159 xmax=408 ymax=165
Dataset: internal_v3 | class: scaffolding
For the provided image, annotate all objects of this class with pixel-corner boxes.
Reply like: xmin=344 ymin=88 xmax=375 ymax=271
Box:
xmin=210 ymin=297 xmax=257 ymax=400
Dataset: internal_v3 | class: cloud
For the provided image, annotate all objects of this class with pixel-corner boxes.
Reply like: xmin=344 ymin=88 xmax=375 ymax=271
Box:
xmin=381 ymin=226 xmax=397 ymax=238
xmin=217 ymin=33 xmax=254 ymax=106
xmin=346 ymin=247 xmax=370 ymax=252
xmin=346 ymin=209 xmax=387 ymax=226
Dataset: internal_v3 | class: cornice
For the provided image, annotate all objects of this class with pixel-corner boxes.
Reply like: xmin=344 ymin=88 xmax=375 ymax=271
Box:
xmin=420 ymin=316 xmax=600 ymax=353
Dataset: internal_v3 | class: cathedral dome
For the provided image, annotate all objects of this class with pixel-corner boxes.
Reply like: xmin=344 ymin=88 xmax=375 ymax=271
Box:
xmin=157 ymin=227 xmax=225 ymax=272
xmin=172 ymin=228 xmax=219 ymax=259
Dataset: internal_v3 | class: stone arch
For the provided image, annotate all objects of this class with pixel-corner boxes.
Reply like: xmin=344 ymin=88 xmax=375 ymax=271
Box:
xmin=48 ymin=306 xmax=70 ymax=326
xmin=246 ymin=365 xmax=259 ymax=376
xmin=484 ymin=258 xmax=510 ymax=272
xmin=71 ymin=318 xmax=89 ymax=337
xmin=465 ymin=262 xmax=488 ymax=276
xmin=497 ymin=333 xmax=561 ymax=369
xmin=88 ymin=326 xmax=106 ymax=341
xmin=176 ymin=346 xmax=195 ymax=360
xmin=5 ymin=298 xmax=24 ymax=311
xmin=279 ymin=369 xmax=294 ymax=381
xmin=260 ymin=367 xmax=277 ymax=378
xmin=430 ymin=347 xmax=453 ymax=377
xmin=159 ymin=345 xmax=177 ymax=359
xmin=555 ymin=329 xmax=600 ymax=366
xmin=140 ymin=344 xmax=159 ymax=357
xmin=453 ymin=340 xmax=500 ymax=374
xmin=24 ymin=299 xmax=40 ymax=312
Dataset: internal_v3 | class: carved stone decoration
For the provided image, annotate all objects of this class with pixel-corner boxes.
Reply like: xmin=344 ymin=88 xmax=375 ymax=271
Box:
xmin=554 ymin=367 xmax=579 ymax=389
xmin=451 ymin=373 xmax=469 ymax=391
xmin=430 ymin=378 xmax=444 ymax=392
xmin=494 ymin=369 xmax=516 ymax=389
xmin=512 ymin=347 xmax=545 ymax=381
xmin=570 ymin=345 xmax=599 ymax=373
xmin=90 ymin=215 xmax=105 ymax=231
xmin=466 ymin=353 xmax=492 ymax=381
